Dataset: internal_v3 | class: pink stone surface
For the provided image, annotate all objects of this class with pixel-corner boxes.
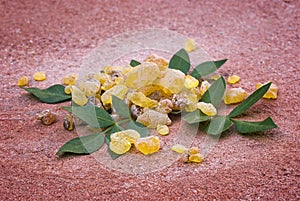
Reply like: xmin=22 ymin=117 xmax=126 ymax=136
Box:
xmin=1 ymin=0 xmax=299 ymax=200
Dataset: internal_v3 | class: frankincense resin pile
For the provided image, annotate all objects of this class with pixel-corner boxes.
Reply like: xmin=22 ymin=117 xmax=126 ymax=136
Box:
xmin=58 ymin=53 xmax=277 ymax=161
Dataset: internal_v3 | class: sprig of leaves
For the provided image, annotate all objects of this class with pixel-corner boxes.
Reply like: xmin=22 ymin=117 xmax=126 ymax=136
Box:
xmin=21 ymin=84 xmax=71 ymax=104
xmin=183 ymin=82 xmax=277 ymax=134
xmin=57 ymin=95 xmax=149 ymax=158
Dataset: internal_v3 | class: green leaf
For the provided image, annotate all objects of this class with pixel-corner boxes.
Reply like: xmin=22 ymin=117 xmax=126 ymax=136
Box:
xmin=112 ymin=95 xmax=131 ymax=118
xmin=201 ymin=76 xmax=226 ymax=107
xmin=205 ymin=116 xmax=233 ymax=135
xmin=61 ymin=106 xmax=72 ymax=112
xmin=168 ymin=48 xmax=190 ymax=74
xmin=56 ymin=133 xmax=105 ymax=155
xmin=130 ymin=59 xmax=141 ymax=67
xmin=72 ymin=105 xmax=114 ymax=128
xmin=190 ymin=59 xmax=227 ymax=78
xmin=231 ymin=117 xmax=277 ymax=134
xmin=229 ymin=82 xmax=272 ymax=118
xmin=127 ymin=120 xmax=149 ymax=137
xmin=22 ymin=84 xmax=71 ymax=104
xmin=183 ymin=110 xmax=211 ymax=124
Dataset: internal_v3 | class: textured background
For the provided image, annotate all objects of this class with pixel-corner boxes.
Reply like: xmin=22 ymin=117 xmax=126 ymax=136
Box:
xmin=1 ymin=0 xmax=299 ymax=200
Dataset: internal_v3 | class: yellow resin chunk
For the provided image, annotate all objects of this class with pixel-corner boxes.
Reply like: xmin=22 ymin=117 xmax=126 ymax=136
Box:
xmin=33 ymin=71 xmax=46 ymax=81
xmin=17 ymin=76 xmax=29 ymax=86
xmin=101 ymin=85 xmax=128 ymax=105
xmin=184 ymin=75 xmax=199 ymax=89
xmin=125 ymin=62 xmax=160 ymax=89
xmin=196 ymin=102 xmax=217 ymax=116
xmin=224 ymin=87 xmax=247 ymax=104
xmin=110 ymin=129 xmax=141 ymax=144
xmin=144 ymin=54 xmax=168 ymax=71
xmin=136 ymin=109 xmax=171 ymax=128
xmin=157 ymin=124 xmax=169 ymax=135
xmin=95 ymin=72 xmax=110 ymax=85
xmin=210 ymin=74 xmax=221 ymax=80
xmin=172 ymin=144 xmax=188 ymax=153
xmin=78 ymin=80 xmax=101 ymax=96
xmin=189 ymin=154 xmax=204 ymax=163
xmin=64 ymin=85 xmax=72 ymax=94
xmin=188 ymin=147 xmax=199 ymax=155
xmin=128 ymin=92 xmax=158 ymax=108
xmin=256 ymin=82 xmax=278 ymax=99
xmin=134 ymin=136 xmax=160 ymax=155
xmin=199 ymin=80 xmax=211 ymax=96
xmin=185 ymin=38 xmax=196 ymax=53
xmin=228 ymin=75 xmax=240 ymax=84
xmin=71 ymin=86 xmax=88 ymax=106
xmin=154 ymin=69 xmax=185 ymax=94
xmin=61 ymin=74 xmax=77 ymax=85
xmin=109 ymin=138 xmax=131 ymax=154
xmin=101 ymin=79 xmax=116 ymax=91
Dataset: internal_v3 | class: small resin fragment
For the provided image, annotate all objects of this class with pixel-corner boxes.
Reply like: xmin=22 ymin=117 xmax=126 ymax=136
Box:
xmin=101 ymin=84 xmax=128 ymax=105
xmin=35 ymin=110 xmax=56 ymax=125
xmin=144 ymin=54 xmax=169 ymax=71
xmin=154 ymin=69 xmax=185 ymax=94
xmin=77 ymin=79 xmax=101 ymax=96
xmin=33 ymin=71 xmax=46 ymax=81
xmin=71 ymin=86 xmax=88 ymax=106
xmin=63 ymin=114 xmax=74 ymax=131
xmin=185 ymin=38 xmax=196 ymax=52
xmin=130 ymin=104 xmax=143 ymax=119
xmin=156 ymin=98 xmax=173 ymax=114
xmin=136 ymin=109 xmax=171 ymax=128
xmin=125 ymin=62 xmax=160 ymax=89
xmin=188 ymin=154 xmax=204 ymax=163
xmin=210 ymin=74 xmax=221 ymax=80
xmin=109 ymin=138 xmax=131 ymax=154
xmin=196 ymin=102 xmax=217 ymax=116
xmin=61 ymin=74 xmax=77 ymax=85
xmin=228 ymin=75 xmax=240 ymax=84
xmin=110 ymin=129 xmax=141 ymax=144
xmin=64 ymin=85 xmax=72 ymax=94
xmin=134 ymin=136 xmax=160 ymax=155
xmin=127 ymin=92 xmax=158 ymax=108
xmin=256 ymin=82 xmax=278 ymax=99
xmin=188 ymin=147 xmax=199 ymax=155
xmin=223 ymin=87 xmax=247 ymax=105
xmin=199 ymin=80 xmax=211 ymax=96
xmin=157 ymin=124 xmax=169 ymax=135
xmin=184 ymin=75 xmax=199 ymax=89
xmin=18 ymin=76 xmax=29 ymax=86
xmin=172 ymin=144 xmax=188 ymax=154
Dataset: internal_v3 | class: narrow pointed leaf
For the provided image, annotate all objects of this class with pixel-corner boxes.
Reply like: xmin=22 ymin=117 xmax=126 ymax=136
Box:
xmin=231 ymin=117 xmax=277 ymax=134
xmin=183 ymin=110 xmax=211 ymax=124
xmin=229 ymin=82 xmax=272 ymax=118
xmin=205 ymin=116 xmax=233 ymax=135
xmin=112 ymin=95 xmax=131 ymax=118
xmin=22 ymin=84 xmax=71 ymax=104
xmin=56 ymin=133 xmax=105 ymax=155
xmin=168 ymin=48 xmax=190 ymax=74
xmin=127 ymin=120 xmax=149 ymax=137
xmin=190 ymin=59 xmax=227 ymax=78
xmin=61 ymin=106 xmax=72 ymax=112
xmin=130 ymin=60 xmax=141 ymax=67
xmin=72 ymin=105 xmax=114 ymax=128
xmin=201 ymin=76 xmax=226 ymax=107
